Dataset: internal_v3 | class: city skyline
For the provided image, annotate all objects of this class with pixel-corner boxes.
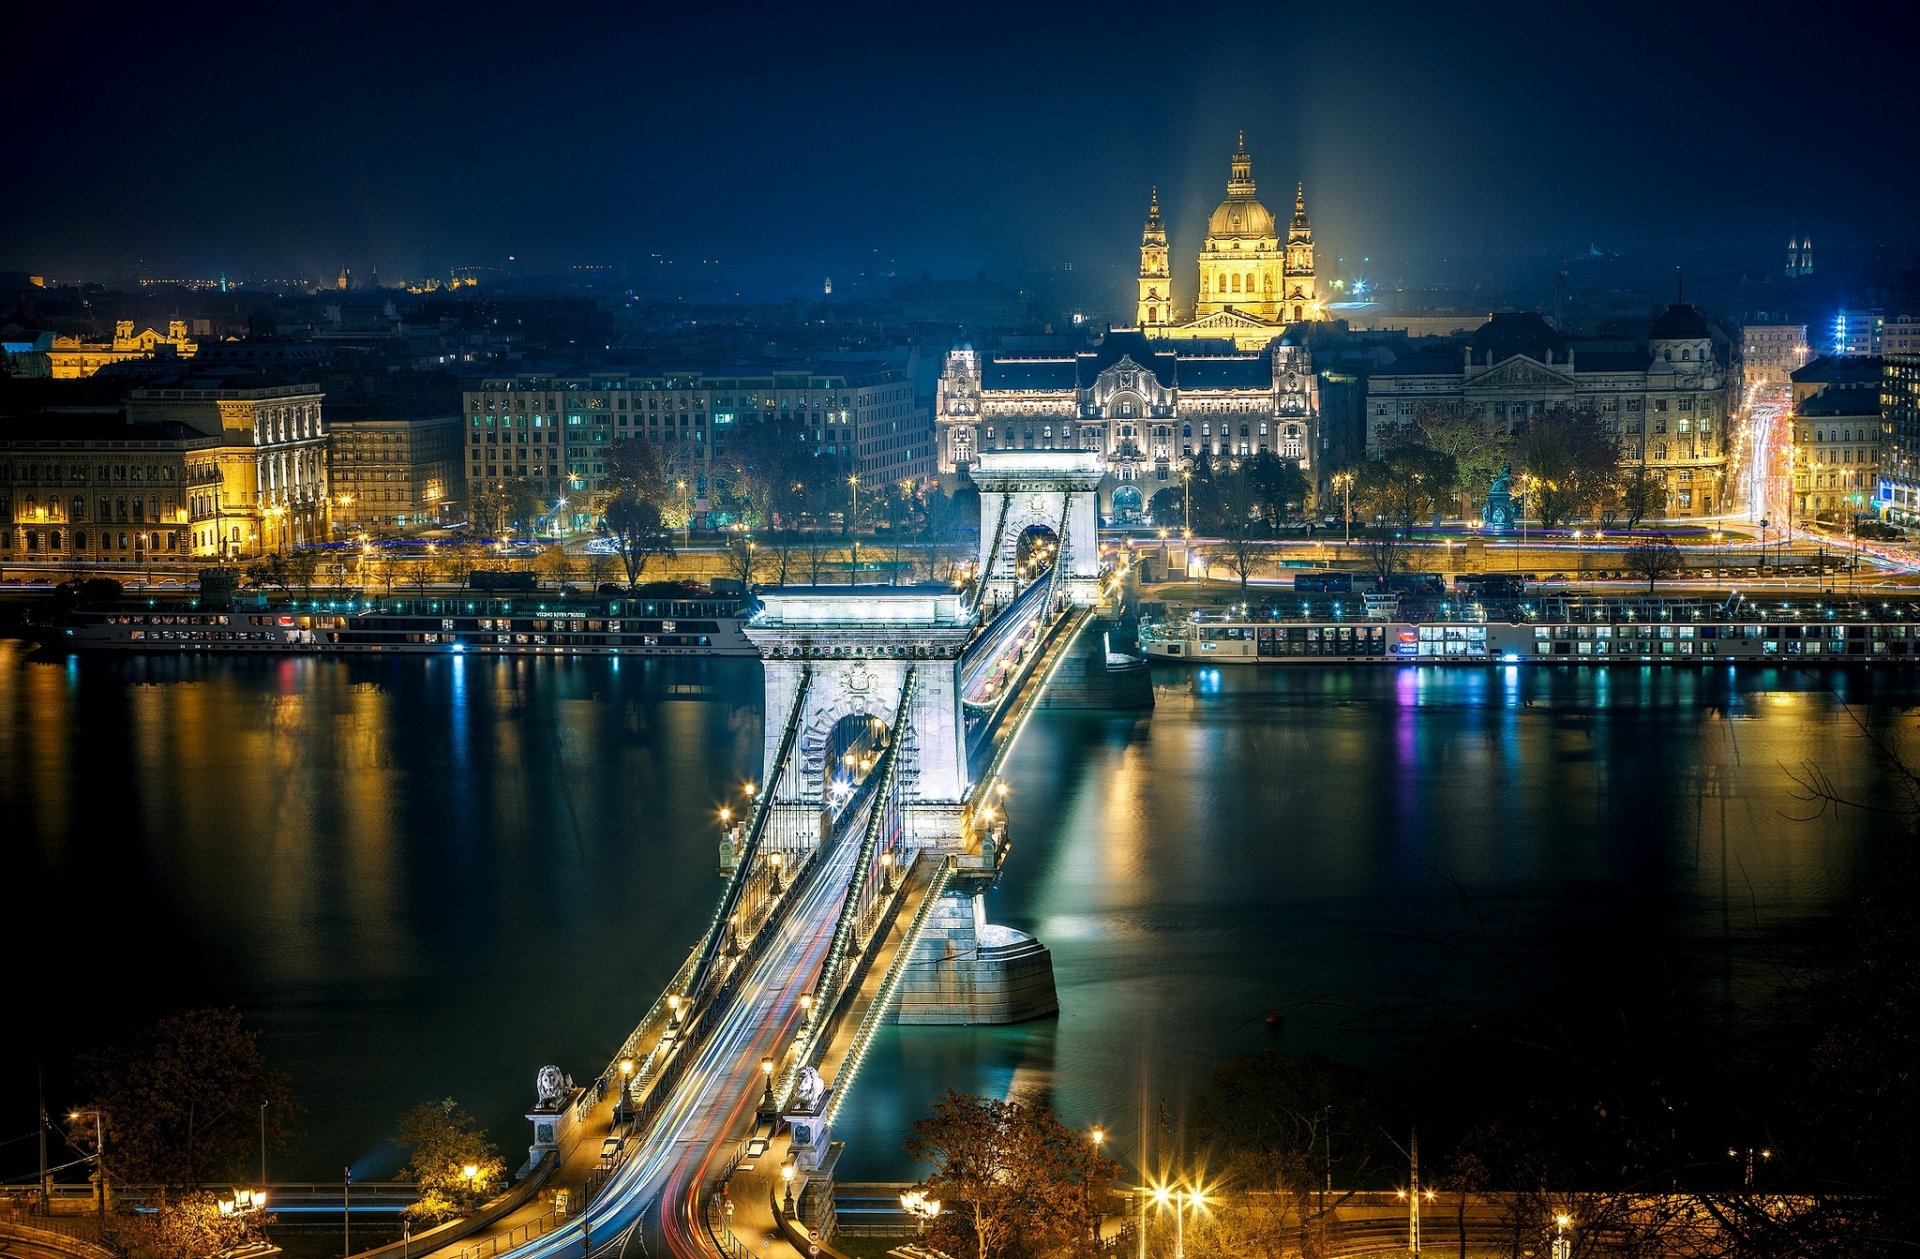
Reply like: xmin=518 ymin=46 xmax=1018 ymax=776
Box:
xmin=8 ymin=0 xmax=1915 ymax=293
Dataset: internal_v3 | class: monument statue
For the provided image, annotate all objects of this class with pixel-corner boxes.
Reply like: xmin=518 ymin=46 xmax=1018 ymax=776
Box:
xmin=535 ymin=1065 xmax=573 ymax=1109
xmin=794 ymin=1065 xmax=826 ymax=1111
xmin=1484 ymin=462 xmax=1516 ymax=533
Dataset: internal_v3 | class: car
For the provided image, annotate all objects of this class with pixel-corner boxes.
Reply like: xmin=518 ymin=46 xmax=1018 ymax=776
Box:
xmin=600 ymin=1136 xmax=624 ymax=1164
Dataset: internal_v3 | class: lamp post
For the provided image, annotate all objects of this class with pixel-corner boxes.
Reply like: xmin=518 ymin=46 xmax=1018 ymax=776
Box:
xmin=617 ymin=1059 xmax=634 ymax=1123
xmin=1332 ymin=471 xmax=1353 ymax=546
xmin=760 ymin=1055 xmax=776 ymax=1111
xmin=847 ymin=473 xmax=860 ymax=585
xmin=782 ymin=1163 xmax=796 ymax=1215
xmin=1088 ymin=1126 xmax=1106 ymax=1243
xmin=260 ymin=1100 xmax=269 ymax=1187
xmin=1181 ymin=467 xmax=1192 ymax=536
xmin=1152 ymin=1184 xmax=1203 ymax=1259
xmin=1729 ymin=1145 xmax=1771 ymax=1186
xmin=342 ymin=1165 xmax=351 ymax=1259
xmin=1552 ymin=1212 xmax=1572 ymax=1259
xmin=900 ymin=1189 xmax=941 ymax=1241
xmin=68 ymin=1110 xmax=105 ymax=1224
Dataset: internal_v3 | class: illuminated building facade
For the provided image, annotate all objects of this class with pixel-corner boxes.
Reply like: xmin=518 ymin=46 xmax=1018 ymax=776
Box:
xmin=1135 ymin=135 xmax=1323 ymax=350
xmin=47 ymin=320 xmax=198 ymax=379
xmin=126 ymin=381 xmax=330 ymax=556
xmin=1791 ymin=386 xmax=1879 ymax=523
xmin=1365 ymin=307 xmax=1732 ymax=519
xmin=1740 ymin=324 xmax=1808 ymax=395
xmin=1831 ymin=308 xmax=1884 ymax=357
xmin=0 ymin=414 xmax=214 ymax=564
xmin=327 ymin=409 xmax=462 ymax=532
xmin=1880 ymin=350 xmax=1920 ymax=525
xmin=462 ymin=363 xmax=927 ymax=530
xmin=935 ymin=329 xmax=1323 ymax=519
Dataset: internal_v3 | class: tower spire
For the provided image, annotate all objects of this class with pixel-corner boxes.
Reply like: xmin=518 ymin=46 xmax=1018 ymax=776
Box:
xmin=1228 ymin=132 xmax=1254 ymax=198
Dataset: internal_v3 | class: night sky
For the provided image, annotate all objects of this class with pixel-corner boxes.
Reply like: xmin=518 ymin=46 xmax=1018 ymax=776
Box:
xmin=7 ymin=0 xmax=1911 ymax=293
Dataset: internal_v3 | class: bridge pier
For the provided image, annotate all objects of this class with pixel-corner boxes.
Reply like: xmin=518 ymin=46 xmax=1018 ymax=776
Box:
xmin=894 ymin=880 xmax=1059 ymax=1025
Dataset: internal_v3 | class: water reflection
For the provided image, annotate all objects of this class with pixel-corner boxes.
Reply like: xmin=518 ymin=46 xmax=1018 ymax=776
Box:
xmin=3 ymin=641 xmax=1910 ymax=1185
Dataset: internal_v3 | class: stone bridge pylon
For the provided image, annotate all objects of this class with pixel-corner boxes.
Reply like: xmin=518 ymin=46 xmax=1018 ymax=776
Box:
xmin=969 ymin=450 xmax=1105 ymax=609
xmin=742 ymin=587 xmax=1058 ymax=1026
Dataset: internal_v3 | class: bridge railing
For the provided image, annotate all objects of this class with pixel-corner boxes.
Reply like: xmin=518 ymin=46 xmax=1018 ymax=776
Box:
xmin=823 ymin=854 xmax=956 ymax=1124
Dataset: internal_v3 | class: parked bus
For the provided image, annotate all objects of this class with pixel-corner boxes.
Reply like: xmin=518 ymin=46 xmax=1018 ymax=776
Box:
xmin=1293 ymin=571 xmax=1353 ymax=593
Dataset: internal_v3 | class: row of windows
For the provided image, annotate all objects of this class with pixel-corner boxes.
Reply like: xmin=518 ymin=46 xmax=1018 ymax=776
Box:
xmin=1 ymin=494 xmax=177 ymax=522
xmin=3 ymin=528 xmax=180 ymax=552
xmin=2 ymin=463 xmax=179 ymax=484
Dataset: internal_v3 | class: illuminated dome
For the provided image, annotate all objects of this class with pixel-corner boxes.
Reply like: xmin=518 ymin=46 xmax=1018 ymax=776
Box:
xmin=1206 ymin=197 xmax=1276 ymax=240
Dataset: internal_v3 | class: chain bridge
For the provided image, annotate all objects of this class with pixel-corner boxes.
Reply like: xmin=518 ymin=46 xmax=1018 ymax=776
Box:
xmin=445 ymin=453 xmax=1143 ymax=1259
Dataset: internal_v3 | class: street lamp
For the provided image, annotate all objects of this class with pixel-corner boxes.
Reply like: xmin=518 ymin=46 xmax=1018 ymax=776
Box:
xmin=1729 ymin=1145 xmax=1772 ymax=1186
xmin=68 ymin=1110 xmax=106 ymax=1223
xmin=1332 ymin=471 xmax=1354 ymax=545
xmin=799 ymin=992 xmax=814 ymax=1025
xmin=782 ymin=1163 xmax=796 ymax=1214
xmin=1088 ymin=1127 xmax=1106 ymax=1243
xmin=1151 ymin=1184 xmax=1205 ymax=1259
xmin=847 ymin=473 xmax=861 ymax=586
xmin=1552 ymin=1211 xmax=1572 ymax=1259
xmin=900 ymin=1189 xmax=941 ymax=1239
xmin=760 ymin=1055 xmax=776 ymax=1110
xmin=1181 ymin=467 xmax=1192 ymax=536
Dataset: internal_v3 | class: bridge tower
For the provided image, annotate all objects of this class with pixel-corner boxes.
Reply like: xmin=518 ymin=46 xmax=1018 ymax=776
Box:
xmin=745 ymin=588 xmax=977 ymax=849
xmin=970 ymin=450 xmax=1106 ymax=610
xmin=742 ymin=586 xmax=1058 ymax=1026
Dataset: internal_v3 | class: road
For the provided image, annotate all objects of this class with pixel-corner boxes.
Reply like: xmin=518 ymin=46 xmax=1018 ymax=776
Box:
xmin=516 ymin=799 xmax=869 ymax=1259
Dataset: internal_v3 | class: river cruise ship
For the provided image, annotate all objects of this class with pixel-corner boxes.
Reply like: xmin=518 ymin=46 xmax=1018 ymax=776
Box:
xmin=39 ymin=593 xmax=757 ymax=657
xmin=1139 ymin=594 xmax=1920 ymax=665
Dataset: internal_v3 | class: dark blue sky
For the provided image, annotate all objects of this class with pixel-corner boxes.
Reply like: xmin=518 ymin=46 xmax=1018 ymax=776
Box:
xmin=8 ymin=0 xmax=1910 ymax=294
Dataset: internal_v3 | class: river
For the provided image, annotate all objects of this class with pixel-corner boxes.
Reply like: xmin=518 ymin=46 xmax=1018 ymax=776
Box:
xmin=3 ymin=641 xmax=1909 ymax=1184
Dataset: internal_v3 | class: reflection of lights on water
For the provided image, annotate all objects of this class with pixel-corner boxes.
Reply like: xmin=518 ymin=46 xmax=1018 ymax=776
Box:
xmin=1197 ymin=667 xmax=1223 ymax=694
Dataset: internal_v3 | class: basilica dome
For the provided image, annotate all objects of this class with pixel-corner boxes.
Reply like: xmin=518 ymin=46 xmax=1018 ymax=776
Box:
xmin=1206 ymin=196 xmax=1276 ymax=240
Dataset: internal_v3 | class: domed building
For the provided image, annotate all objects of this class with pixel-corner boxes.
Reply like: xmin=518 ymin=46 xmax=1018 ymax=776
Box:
xmin=1138 ymin=134 xmax=1323 ymax=349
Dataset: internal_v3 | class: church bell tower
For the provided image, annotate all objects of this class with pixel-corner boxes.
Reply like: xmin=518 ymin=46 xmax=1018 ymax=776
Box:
xmin=1136 ymin=188 xmax=1170 ymax=331
xmin=1283 ymin=183 xmax=1320 ymax=323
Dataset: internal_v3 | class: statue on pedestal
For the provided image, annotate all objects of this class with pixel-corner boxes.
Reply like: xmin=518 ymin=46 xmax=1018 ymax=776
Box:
xmin=1484 ymin=463 xmax=1516 ymax=533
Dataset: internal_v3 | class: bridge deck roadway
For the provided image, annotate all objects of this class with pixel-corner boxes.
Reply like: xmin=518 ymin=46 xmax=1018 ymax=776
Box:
xmin=714 ymin=857 xmax=943 ymax=1259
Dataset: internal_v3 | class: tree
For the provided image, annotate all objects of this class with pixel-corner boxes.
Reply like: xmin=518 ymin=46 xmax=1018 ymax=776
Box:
xmin=391 ymin=1099 xmax=507 ymax=1226
xmin=1245 ymin=451 xmax=1309 ymax=530
xmin=905 ymin=1090 xmax=1121 ymax=1259
xmin=603 ymin=436 xmax=670 ymax=505
xmin=244 ymin=555 xmax=289 ymax=593
xmin=600 ymin=491 xmax=673 ymax=592
xmin=1354 ymin=445 xmax=1455 ymax=579
xmin=501 ymin=480 xmax=544 ymax=539
xmin=1409 ymin=402 xmax=1512 ymax=519
xmin=119 ymin=1189 xmax=271 ymax=1259
xmin=284 ymin=548 xmax=319 ymax=597
xmin=536 ymin=543 xmax=578 ymax=590
xmin=1623 ymin=532 xmax=1684 ymax=591
xmin=1517 ymin=408 xmax=1619 ymax=528
xmin=77 ymin=1008 xmax=300 ymax=1190
xmin=1149 ymin=486 xmax=1186 ymax=531
xmin=1191 ymin=1050 xmax=1394 ymax=1259
xmin=1619 ymin=463 xmax=1661 ymax=528
xmin=1207 ymin=466 xmax=1265 ymax=597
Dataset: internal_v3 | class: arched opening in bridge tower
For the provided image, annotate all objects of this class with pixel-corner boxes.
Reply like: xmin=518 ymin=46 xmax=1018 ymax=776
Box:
xmin=822 ymin=711 xmax=890 ymax=804
xmin=1014 ymin=524 xmax=1059 ymax=581
xmin=1110 ymin=484 xmax=1145 ymax=523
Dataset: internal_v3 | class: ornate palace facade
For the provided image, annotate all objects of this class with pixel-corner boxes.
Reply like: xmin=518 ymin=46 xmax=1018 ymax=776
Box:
xmin=935 ymin=330 xmax=1323 ymax=520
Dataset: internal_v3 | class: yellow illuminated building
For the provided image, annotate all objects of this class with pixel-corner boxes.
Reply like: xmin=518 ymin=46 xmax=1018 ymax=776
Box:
xmin=48 ymin=320 xmax=199 ymax=379
xmin=1136 ymin=134 xmax=1323 ymax=350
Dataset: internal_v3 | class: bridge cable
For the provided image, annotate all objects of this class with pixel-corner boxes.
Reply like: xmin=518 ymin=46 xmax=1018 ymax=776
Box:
xmin=806 ymin=667 xmax=918 ymax=1046
xmin=687 ymin=664 xmax=813 ymax=1004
